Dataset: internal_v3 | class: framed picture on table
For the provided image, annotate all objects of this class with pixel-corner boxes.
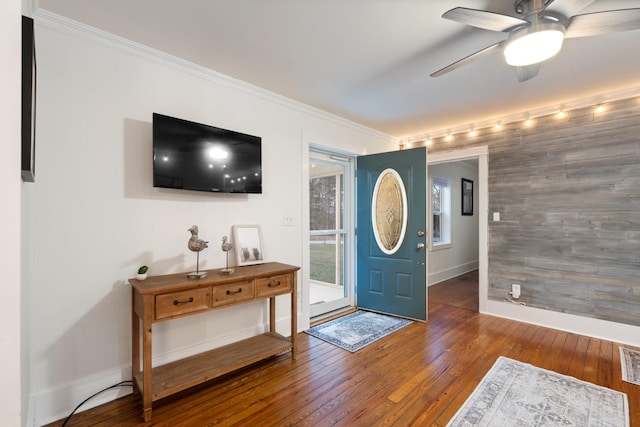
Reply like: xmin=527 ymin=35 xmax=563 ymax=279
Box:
xmin=232 ymin=225 xmax=265 ymax=266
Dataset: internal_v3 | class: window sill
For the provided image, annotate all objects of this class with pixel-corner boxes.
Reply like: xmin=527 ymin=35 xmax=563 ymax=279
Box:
xmin=430 ymin=242 xmax=451 ymax=251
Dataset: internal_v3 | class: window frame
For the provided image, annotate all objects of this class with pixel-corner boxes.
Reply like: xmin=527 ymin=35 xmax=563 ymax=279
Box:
xmin=431 ymin=176 xmax=452 ymax=250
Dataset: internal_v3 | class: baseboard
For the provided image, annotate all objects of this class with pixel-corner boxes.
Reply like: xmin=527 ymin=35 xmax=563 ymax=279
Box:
xmin=428 ymin=261 xmax=478 ymax=286
xmin=30 ymin=323 xmax=266 ymax=426
xmin=485 ymin=300 xmax=640 ymax=348
xmin=30 ymin=366 xmax=132 ymax=427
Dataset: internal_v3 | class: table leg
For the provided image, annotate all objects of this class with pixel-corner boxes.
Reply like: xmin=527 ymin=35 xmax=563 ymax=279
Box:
xmin=269 ymin=297 xmax=276 ymax=333
xmin=131 ymin=289 xmax=140 ymax=395
xmin=291 ymin=272 xmax=297 ymax=359
xmin=142 ymin=295 xmax=153 ymax=421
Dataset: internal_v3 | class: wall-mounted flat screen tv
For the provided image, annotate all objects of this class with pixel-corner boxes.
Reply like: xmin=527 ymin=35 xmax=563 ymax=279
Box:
xmin=153 ymin=113 xmax=262 ymax=194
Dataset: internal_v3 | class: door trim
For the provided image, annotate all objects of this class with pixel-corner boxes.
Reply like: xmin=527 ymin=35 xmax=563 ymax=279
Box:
xmin=427 ymin=146 xmax=488 ymax=313
xmin=304 ymin=144 xmax=357 ymax=322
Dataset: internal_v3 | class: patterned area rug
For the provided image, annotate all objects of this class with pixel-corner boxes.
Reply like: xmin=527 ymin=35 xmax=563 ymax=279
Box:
xmin=447 ymin=356 xmax=629 ymax=427
xmin=620 ymin=347 xmax=640 ymax=385
xmin=305 ymin=310 xmax=412 ymax=352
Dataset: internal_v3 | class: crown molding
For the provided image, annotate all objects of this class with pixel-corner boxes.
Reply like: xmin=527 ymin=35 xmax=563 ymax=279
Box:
xmin=33 ymin=8 xmax=396 ymax=144
xmin=29 ymin=7 xmax=640 ymax=147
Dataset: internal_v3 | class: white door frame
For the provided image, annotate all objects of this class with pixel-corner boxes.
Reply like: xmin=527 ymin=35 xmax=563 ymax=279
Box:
xmin=427 ymin=146 xmax=488 ymax=313
xmin=301 ymin=141 xmax=357 ymax=329
xmin=308 ymin=148 xmax=355 ymax=317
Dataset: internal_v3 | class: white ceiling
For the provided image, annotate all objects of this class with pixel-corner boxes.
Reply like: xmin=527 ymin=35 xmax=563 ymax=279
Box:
xmin=36 ymin=0 xmax=640 ymax=138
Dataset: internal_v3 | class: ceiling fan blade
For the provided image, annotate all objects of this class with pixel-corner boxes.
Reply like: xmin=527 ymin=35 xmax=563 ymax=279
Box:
xmin=516 ymin=64 xmax=541 ymax=82
xmin=565 ymin=8 xmax=640 ymax=38
xmin=543 ymin=0 xmax=595 ymax=18
xmin=431 ymin=41 xmax=504 ymax=78
xmin=443 ymin=7 xmax=527 ymax=32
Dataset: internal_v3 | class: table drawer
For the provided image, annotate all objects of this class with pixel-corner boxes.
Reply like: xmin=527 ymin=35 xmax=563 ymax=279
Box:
xmin=256 ymin=274 xmax=291 ymax=297
xmin=213 ymin=280 xmax=255 ymax=306
xmin=155 ymin=287 xmax=210 ymax=320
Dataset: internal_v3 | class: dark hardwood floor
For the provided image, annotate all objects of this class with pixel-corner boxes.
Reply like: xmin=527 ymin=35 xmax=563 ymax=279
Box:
xmin=48 ymin=270 xmax=639 ymax=426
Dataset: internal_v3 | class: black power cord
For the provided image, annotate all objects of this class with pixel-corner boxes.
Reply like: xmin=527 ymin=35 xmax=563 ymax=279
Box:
xmin=61 ymin=380 xmax=133 ymax=426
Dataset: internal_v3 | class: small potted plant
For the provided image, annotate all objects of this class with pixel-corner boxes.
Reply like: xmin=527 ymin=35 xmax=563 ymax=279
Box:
xmin=136 ymin=265 xmax=149 ymax=280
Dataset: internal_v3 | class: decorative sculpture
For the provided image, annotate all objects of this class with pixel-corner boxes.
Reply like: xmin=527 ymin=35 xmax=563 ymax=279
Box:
xmin=187 ymin=225 xmax=209 ymax=279
xmin=220 ymin=235 xmax=234 ymax=275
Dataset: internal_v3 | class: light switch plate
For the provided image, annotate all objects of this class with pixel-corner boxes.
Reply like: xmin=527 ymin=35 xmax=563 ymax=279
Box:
xmin=282 ymin=215 xmax=294 ymax=226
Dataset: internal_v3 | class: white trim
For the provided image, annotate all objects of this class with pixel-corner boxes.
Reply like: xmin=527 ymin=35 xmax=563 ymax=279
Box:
xmin=430 ymin=176 xmax=451 ymax=248
xmin=32 ymin=367 xmax=132 ymax=427
xmin=33 ymin=9 xmax=396 ymax=144
xmin=478 ymin=151 xmax=489 ymax=313
xmin=306 ymin=144 xmax=357 ymax=319
xmin=428 ymin=146 xmax=489 ymax=163
xmin=430 ymin=242 xmax=452 ymax=251
xmin=487 ymin=300 xmax=640 ymax=348
xmin=300 ymin=136 xmax=312 ymax=330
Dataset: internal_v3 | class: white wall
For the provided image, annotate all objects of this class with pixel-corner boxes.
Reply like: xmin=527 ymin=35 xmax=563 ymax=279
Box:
xmin=428 ymin=161 xmax=479 ymax=285
xmin=1 ymin=1 xmax=23 ymax=426
xmin=26 ymin=14 xmax=396 ymax=425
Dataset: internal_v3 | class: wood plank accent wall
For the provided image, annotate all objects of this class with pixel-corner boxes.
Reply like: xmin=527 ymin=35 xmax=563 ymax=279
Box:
xmin=424 ymin=96 xmax=640 ymax=326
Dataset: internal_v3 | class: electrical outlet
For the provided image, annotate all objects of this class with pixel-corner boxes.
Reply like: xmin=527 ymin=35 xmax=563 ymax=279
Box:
xmin=511 ymin=284 xmax=521 ymax=299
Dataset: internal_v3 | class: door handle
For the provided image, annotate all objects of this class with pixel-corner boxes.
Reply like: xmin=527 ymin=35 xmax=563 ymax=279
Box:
xmin=417 ymin=243 xmax=425 ymax=250
xmin=417 ymin=230 xmax=425 ymax=237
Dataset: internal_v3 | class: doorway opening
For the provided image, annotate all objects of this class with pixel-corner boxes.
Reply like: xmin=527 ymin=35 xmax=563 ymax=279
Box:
xmin=308 ymin=147 xmax=355 ymax=318
xmin=427 ymin=147 xmax=488 ymax=315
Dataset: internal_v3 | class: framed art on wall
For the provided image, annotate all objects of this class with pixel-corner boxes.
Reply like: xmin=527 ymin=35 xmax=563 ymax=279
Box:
xmin=22 ymin=15 xmax=36 ymax=182
xmin=462 ymin=178 xmax=473 ymax=216
xmin=232 ymin=225 xmax=265 ymax=266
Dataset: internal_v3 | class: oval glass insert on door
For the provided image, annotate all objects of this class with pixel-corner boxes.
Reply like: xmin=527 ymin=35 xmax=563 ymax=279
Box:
xmin=371 ymin=168 xmax=408 ymax=255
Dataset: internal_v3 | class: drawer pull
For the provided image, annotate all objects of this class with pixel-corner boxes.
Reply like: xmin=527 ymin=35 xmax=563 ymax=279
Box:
xmin=267 ymin=280 xmax=282 ymax=288
xmin=173 ymin=297 xmax=194 ymax=306
xmin=226 ymin=288 xmax=243 ymax=295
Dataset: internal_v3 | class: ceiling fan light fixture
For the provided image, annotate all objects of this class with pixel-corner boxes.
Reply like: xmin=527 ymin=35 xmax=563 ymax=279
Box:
xmin=504 ymin=22 xmax=565 ymax=67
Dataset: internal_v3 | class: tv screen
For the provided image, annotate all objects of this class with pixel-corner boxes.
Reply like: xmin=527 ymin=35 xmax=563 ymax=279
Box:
xmin=153 ymin=113 xmax=262 ymax=194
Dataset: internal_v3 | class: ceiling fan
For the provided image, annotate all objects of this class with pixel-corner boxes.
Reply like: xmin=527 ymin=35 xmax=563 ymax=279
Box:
xmin=431 ymin=0 xmax=640 ymax=81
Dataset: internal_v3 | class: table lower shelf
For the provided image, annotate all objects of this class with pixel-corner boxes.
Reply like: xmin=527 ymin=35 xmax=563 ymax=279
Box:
xmin=134 ymin=332 xmax=292 ymax=401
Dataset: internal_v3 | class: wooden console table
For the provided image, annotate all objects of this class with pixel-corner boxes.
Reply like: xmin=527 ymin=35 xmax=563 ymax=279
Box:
xmin=129 ymin=262 xmax=299 ymax=421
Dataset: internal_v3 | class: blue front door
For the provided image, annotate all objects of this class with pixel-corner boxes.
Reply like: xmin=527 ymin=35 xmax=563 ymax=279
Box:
xmin=356 ymin=147 xmax=427 ymax=321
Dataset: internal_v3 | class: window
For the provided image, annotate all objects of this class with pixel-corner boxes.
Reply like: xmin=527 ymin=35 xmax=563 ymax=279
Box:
xmin=432 ymin=177 xmax=451 ymax=248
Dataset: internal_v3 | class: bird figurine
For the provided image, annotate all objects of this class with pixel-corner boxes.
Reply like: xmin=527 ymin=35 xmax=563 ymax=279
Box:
xmin=187 ymin=225 xmax=209 ymax=252
xmin=187 ymin=225 xmax=208 ymax=279
xmin=221 ymin=235 xmax=233 ymax=252
xmin=220 ymin=235 xmax=234 ymax=275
